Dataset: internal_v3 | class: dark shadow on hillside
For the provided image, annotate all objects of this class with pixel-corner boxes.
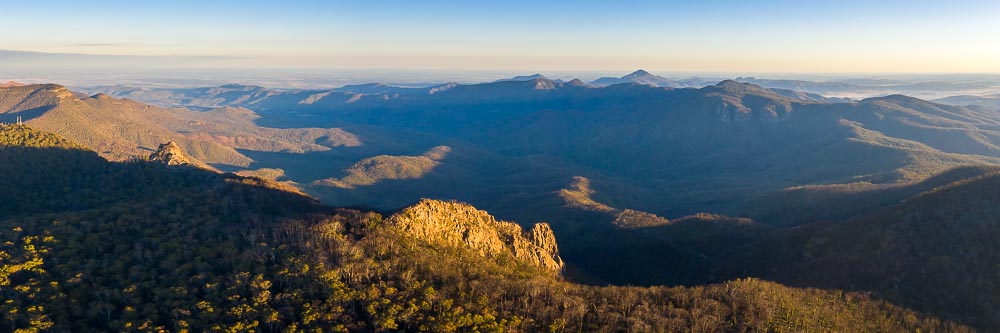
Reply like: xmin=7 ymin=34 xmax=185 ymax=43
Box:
xmin=554 ymin=213 xmax=778 ymax=287
xmin=731 ymin=165 xmax=1000 ymax=226
xmin=713 ymin=173 xmax=1000 ymax=331
xmin=0 ymin=145 xmax=331 ymax=221
xmin=0 ymin=105 xmax=55 ymax=123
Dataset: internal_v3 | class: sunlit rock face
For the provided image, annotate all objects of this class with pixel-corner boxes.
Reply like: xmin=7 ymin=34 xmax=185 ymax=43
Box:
xmin=387 ymin=198 xmax=564 ymax=272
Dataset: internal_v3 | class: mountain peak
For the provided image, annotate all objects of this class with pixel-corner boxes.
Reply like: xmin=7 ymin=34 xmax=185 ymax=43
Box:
xmin=715 ymin=79 xmax=743 ymax=88
xmin=149 ymin=141 xmax=188 ymax=165
xmin=531 ymin=77 xmax=558 ymax=90
xmin=628 ymin=69 xmax=652 ymax=76
xmin=516 ymin=74 xmax=548 ymax=80
xmin=591 ymin=70 xmax=679 ymax=87
xmin=91 ymin=93 xmax=113 ymax=100
xmin=497 ymin=73 xmax=553 ymax=82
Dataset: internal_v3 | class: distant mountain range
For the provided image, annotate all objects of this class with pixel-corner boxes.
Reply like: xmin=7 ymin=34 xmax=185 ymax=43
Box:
xmin=735 ymin=76 xmax=1000 ymax=99
xmin=85 ymin=69 xmax=1000 ymax=108
xmin=934 ymin=93 xmax=1000 ymax=110
xmin=591 ymin=69 xmax=684 ymax=87
xmin=495 ymin=73 xmax=566 ymax=83
xmin=66 ymin=77 xmax=1000 ymax=221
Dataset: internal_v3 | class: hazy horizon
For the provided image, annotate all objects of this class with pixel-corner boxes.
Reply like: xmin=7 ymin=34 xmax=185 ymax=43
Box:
xmin=3 ymin=0 xmax=1000 ymax=75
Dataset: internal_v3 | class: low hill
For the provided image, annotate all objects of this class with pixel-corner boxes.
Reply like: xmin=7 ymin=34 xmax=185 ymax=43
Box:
xmin=935 ymin=94 xmax=1000 ymax=110
xmin=558 ymin=176 xmax=671 ymax=228
xmin=312 ymin=146 xmax=450 ymax=188
xmin=558 ymin=176 xmax=616 ymax=212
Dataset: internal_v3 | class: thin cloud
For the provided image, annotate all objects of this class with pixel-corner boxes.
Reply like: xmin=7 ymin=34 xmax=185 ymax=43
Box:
xmin=0 ymin=49 xmax=245 ymax=71
xmin=75 ymin=43 xmax=125 ymax=47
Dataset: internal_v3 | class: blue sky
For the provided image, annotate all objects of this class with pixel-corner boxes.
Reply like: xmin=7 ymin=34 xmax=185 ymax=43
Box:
xmin=2 ymin=0 xmax=1000 ymax=73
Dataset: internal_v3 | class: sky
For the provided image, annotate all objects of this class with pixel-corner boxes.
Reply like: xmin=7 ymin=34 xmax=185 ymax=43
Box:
xmin=2 ymin=0 xmax=1000 ymax=74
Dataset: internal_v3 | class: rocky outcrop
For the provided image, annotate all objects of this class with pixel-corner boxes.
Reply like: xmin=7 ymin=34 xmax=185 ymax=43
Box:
xmin=148 ymin=141 xmax=216 ymax=171
xmin=386 ymin=199 xmax=564 ymax=273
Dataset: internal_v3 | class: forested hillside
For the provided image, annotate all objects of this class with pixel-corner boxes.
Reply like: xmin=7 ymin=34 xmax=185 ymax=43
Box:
xmin=0 ymin=125 xmax=971 ymax=332
xmin=720 ymin=167 xmax=1000 ymax=331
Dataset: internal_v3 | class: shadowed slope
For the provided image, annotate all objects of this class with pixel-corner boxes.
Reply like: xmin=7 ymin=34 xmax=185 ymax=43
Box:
xmin=721 ymin=169 xmax=1000 ymax=330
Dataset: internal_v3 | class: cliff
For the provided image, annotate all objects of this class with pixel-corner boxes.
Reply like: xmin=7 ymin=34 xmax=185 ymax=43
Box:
xmin=387 ymin=199 xmax=564 ymax=272
xmin=148 ymin=141 xmax=217 ymax=171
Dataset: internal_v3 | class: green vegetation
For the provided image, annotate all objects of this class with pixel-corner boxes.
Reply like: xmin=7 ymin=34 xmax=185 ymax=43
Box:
xmin=0 ymin=124 xmax=83 ymax=149
xmin=723 ymin=168 xmax=1000 ymax=331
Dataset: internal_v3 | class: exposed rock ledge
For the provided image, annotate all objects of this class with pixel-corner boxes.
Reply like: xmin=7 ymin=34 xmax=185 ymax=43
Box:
xmin=148 ymin=141 xmax=217 ymax=172
xmin=387 ymin=199 xmax=564 ymax=273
